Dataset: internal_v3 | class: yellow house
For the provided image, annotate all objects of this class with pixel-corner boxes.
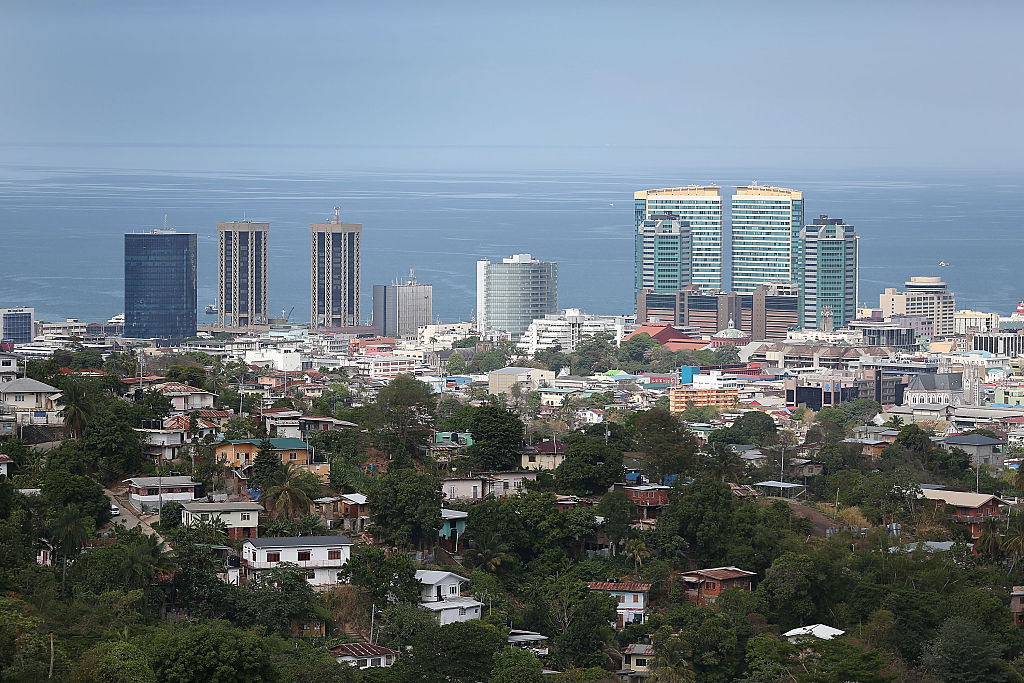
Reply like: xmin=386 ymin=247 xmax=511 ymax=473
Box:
xmin=215 ymin=438 xmax=331 ymax=482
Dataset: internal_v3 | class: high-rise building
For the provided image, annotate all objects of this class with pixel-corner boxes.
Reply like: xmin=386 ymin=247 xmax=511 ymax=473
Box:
xmin=372 ymin=269 xmax=432 ymax=338
xmin=217 ymin=221 xmax=269 ymax=328
xmin=800 ymin=215 xmax=859 ymax=330
xmin=731 ymin=185 xmax=804 ymax=293
xmin=634 ymin=186 xmax=724 ymax=290
xmin=311 ymin=208 xmax=361 ymax=329
xmin=124 ymin=231 xmax=197 ymax=338
xmin=880 ymin=276 xmax=955 ymax=338
xmin=0 ymin=307 xmax=35 ymax=345
xmin=476 ymin=254 xmax=557 ymax=339
xmin=635 ymin=214 xmax=690 ymax=295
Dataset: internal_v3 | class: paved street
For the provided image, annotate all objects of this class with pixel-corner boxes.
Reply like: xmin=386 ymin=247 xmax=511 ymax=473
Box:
xmin=103 ymin=487 xmax=164 ymax=542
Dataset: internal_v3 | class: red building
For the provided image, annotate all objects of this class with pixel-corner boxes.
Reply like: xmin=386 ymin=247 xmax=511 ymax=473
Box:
xmin=678 ymin=566 xmax=756 ymax=607
xmin=919 ymin=489 xmax=1007 ymax=539
xmin=624 ymin=485 xmax=671 ymax=520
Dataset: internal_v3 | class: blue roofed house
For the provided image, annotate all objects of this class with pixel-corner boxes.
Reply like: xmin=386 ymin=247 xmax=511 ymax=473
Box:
xmin=439 ymin=508 xmax=468 ymax=552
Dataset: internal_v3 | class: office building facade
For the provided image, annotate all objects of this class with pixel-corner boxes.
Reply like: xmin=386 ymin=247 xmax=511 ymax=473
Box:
xmin=879 ymin=277 xmax=955 ymax=338
xmin=635 ymin=214 xmax=690 ymax=295
xmin=0 ymin=307 xmax=35 ymax=345
xmin=518 ymin=309 xmax=636 ymax=355
xmin=634 ymin=186 xmax=723 ymax=290
xmin=731 ymin=185 xmax=804 ymax=293
xmin=636 ymin=284 xmax=799 ymax=341
xmin=476 ymin=254 xmax=557 ymax=339
xmin=217 ymin=221 xmax=269 ymax=328
xmin=800 ymin=215 xmax=859 ymax=330
xmin=372 ymin=271 xmax=432 ymax=338
xmin=124 ymin=232 xmax=197 ymax=338
xmin=311 ymin=209 xmax=362 ymax=329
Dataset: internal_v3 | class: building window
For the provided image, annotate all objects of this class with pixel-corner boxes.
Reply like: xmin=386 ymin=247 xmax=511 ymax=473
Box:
xmin=450 ymin=585 xmax=458 ymax=594
xmin=636 ymin=658 xmax=647 ymax=667
xmin=267 ymin=552 xmax=280 ymax=563
xmin=290 ymin=452 xmax=297 ymax=460
xmin=297 ymin=550 xmax=311 ymax=562
xmin=459 ymin=607 xmax=467 ymax=616
xmin=619 ymin=595 xmax=625 ymax=603
xmin=241 ymin=512 xmax=250 ymax=521
xmin=328 ymin=549 xmax=342 ymax=560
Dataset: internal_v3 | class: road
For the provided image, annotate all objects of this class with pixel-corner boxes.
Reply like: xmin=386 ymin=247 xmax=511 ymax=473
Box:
xmin=104 ymin=487 xmax=164 ymax=542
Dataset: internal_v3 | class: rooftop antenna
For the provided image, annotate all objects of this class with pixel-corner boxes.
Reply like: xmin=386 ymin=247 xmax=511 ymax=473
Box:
xmin=331 ymin=206 xmax=341 ymax=224
xmin=163 ymin=214 xmax=168 ymax=230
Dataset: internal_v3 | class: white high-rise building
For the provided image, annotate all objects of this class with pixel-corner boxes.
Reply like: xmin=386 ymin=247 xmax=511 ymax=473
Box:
xmin=731 ymin=185 xmax=804 ymax=293
xmin=476 ymin=254 xmax=557 ymax=339
xmin=518 ymin=309 xmax=637 ymax=355
xmin=634 ymin=186 xmax=723 ymax=290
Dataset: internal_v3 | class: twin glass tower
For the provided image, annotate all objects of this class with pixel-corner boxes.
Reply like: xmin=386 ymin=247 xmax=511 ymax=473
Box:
xmin=634 ymin=184 xmax=858 ymax=330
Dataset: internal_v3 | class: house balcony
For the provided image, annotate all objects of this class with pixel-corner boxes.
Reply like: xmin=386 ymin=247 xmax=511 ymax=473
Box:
xmin=241 ymin=558 xmax=346 ymax=570
xmin=952 ymin=513 xmax=1007 ymax=523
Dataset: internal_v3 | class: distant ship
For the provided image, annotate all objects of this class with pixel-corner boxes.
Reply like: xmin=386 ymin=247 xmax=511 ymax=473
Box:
xmin=205 ymin=304 xmax=218 ymax=315
xmin=938 ymin=261 xmax=950 ymax=267
xmin=1011 ymin=302 xmax=1024 ymax=320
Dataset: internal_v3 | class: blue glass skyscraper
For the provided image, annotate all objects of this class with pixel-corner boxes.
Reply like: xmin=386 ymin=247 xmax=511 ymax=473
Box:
xmin=124 ymin=231 xmax=197 ymax=338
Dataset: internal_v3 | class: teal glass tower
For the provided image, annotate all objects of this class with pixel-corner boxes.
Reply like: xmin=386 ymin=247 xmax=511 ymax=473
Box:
xmin=125 ymin=231 xmax=197 ymax=338
xmin=635 ymin=214 xmax=690 ymax=294
xmin=800 ymin=215 xmax=859 ymax=330
xmin=730 ymin=185 xmax=804 ymax=293
xmin=634 ymin=186 xmax=723 ymax=290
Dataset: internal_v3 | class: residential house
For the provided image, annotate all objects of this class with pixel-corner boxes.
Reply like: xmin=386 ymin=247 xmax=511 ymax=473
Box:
xmin=150 ymin=381 xmax=216 ymax=413
xmin=239 ymin=535 xmax=352 ymax=587
xmin=620 ymin=643 xmax=655 ymax=682
xmin=415 ymin=570 xmax=483 ymax=624
xmin=507 ymin=630 xmax=549 ymax=657
xmin=439 ymin=508 xmax=468 ymax=552
xmin=521 ymin=440 xmax=567 ymax=471
xmin=783 ymin=624 xmax=845 ymax=643
xmin=136 ymin=415 xmax=218 ymax=464
xmin=839 ymin=438 xmax=888 ymax=460
xmin=0 ymin=454 xmax=11 ymax=477
xmin=624 ymin=485 xmax=671 ymax=521
xmin=1011 ymin=587 xmax=1024 ymax=627
xmin=678 ymin=567 xmax=756 ymax=608
xmin=576 ymin=408 xmax=605 ymax=424
xmin=586 ymin=581 xmax=651 ymax=629
xmin=485 ymin=470 xmax=536 ymax=497
xmin=0 ymin=354 xmax=18 ymax=382
xmin=539 ymin=387 xmax=580 ymax=408
xmin=216 ymin=438 xmax=330 ymax=485
xmin=123 ymin=476 xmax=199 ymax=512
xmin=441 ymin=476 xmax=491 ymax=502
xmin=0 ymin=377 xmax=62 ymax=425
xmin=919 ymin=488 xmax=1007 ymax=539
xmin=181 ymin=501 xmax=262 ymax=539
xmin=941 ymin=433 xmax=1006 ymax=469
xmin=487 ymin=367 xmax=556 ymax=395
xmin=330 ymin=642 xmax=399 ymax=669
xmin=311 ymin=492 xmax=370 ymax=532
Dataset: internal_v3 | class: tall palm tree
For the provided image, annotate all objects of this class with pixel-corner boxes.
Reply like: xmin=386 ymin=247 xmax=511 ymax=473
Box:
xmin=625 ymin=538 xmax=650 ymax=574
xmin=707 ymin=442 xmax=743 ymax=482
xmin=51 ymin=504 xmax=90 ymax=592
xmin=975 ymin=519 xmax=1001 ymax=559
xmin=261 ymin=464 xmax=320 ymax=520
xmin=58 ymin=381 xmax=94 ymax=438
xmin=119 ymin=533 xmax=176 ymax=589
xmin=1003 ymin=514 xmax=1024 ymax=573
xmin=884 ymin=416 xmax=905 ymax=429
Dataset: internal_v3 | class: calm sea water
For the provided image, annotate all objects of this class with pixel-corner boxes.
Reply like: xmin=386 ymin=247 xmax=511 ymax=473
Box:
xmin=1 ymin=166 xmax=1022 ymax=324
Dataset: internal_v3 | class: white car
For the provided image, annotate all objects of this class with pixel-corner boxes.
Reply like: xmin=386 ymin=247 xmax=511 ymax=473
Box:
xmin=110 ymin=504 xmax=120 ymax=516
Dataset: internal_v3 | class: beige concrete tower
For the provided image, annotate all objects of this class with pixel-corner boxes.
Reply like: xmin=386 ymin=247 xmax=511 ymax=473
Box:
xmin=217 ymin=221 xmax=269 ymax=329
xmin=311 ymin=207 xmax=362 ymax=328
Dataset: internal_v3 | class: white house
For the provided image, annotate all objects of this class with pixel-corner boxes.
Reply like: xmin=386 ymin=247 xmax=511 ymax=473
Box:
xmin=330 ymin=642 xmax=399 ymax=669
xmin=441 ymin=476 xmax=491 ymax=501
xmin=576 ymin=408 xmax=605 ymax=425
xmin=181 ymin=501 xmax=262 ymax=539
xmin=123 ymin=476 xmax=199 ymax=512
xmin=149 ymin=382 xmax=216 ymax=413
xmin=239 ymin=535 xmax=352 ymax=587
xmin=586 ymin=581 xmax=651 ymax=629
xmin=0 ymin=354 xmax=18 ymax=383
xmin=0 ymin=377 xmax=62 ymax=425
xmin=415 ymin=570 xmax=483 ymax=625
xmin=0 ymin=454 xmax=11 ymax=477
xmin=485 ymin=470 xmax=536 ymax=498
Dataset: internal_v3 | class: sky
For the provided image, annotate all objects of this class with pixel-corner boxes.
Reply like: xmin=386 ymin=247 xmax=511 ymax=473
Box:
xmin=1 ymin=0 xmax=1022 ymax=172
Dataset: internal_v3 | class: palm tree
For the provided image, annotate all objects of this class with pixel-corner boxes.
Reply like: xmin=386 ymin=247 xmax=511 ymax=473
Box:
xmin=51 ymin=504 xmax=90 ymax=592
xmin=119 ymin=533 xmax=176 ymax=589
xmin=625 ymin=538 xmax=650 ymax=574
xmin=467 ymin=531 xmax=515 ymax=573
xmin=707 ymin=443 xmax=743 ymax=482
xmin=1014 ymin=468 xmax=1024 ymax=494
xmin=1003 ymin=514 xmax=1024 ymax=573
xmin=261 ymin=464 xmax=320 ymax=520
xmin=975 ymin=519 xmax=1001 ymax=559
xmin=884 ymin=416 xmax=905 ymax=429
xmin=58 ymin=380 xmax=94 ymax=438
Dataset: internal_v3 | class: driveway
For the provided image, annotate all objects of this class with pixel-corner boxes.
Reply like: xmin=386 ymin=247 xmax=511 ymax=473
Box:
xmin=104 ymin=487 xmax=164 ymax=542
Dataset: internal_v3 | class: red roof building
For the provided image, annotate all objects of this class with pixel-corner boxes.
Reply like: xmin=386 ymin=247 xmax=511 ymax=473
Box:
xmin=678 ymin=567 xmax=756 ymax=607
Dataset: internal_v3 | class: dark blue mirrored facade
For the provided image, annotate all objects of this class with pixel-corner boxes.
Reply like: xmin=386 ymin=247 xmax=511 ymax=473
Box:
xmin=124 ymin=232 xmax=197 ymax=338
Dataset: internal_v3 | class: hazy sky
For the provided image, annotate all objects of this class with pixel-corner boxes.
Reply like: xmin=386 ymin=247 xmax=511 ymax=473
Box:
xmin=1 ymin=1 xmax=1021 ymax=171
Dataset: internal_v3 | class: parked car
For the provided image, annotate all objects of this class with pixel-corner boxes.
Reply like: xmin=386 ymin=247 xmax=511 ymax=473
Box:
xmin=110 ymin=504 xmax=120 ymax=516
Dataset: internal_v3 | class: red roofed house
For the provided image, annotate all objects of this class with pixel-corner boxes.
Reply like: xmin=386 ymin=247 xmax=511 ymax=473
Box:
xmin=586 ymin=581 xmax=651 ymax=629
xmin=330 ymin=642 xmax=398 ymax=669
xmin=624 ymin=485 xmax=671 ymax=521
xmin=625 ymin=324 xmax=708 ymax=352
xmin=678 ymin=566 xmax=756 ymax=607
xmin=0 ymin=454 xmax=12 ymax=477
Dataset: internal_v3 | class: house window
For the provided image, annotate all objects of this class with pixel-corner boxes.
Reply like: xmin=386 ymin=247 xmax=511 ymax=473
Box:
xmin=449 ymin=585 xmax=458 ymax=594
xmin=328 ymin=549 xmax=342 ymax=560
xmin=290 ymin=452 xmax=297 ymax=460
xmin=267 ymin=552 xmax=280 ymax=563
xmin=503 ymin=481 xmax=509 ymax=491
xmin=449 ymin=486 xmax=455 ymax=498
xmin=297 ymin=550 xmax=311 ymax=562
xmin=619 ymin=595 xmax=625 ymax=603
xmin=241 ymin=512 xmax=251 ymax=521
xmin=635 ymin=658 xmax=647 ymax=667
xmin=633 ymin=594 xmax=639 ymax=603
xmin=371 ymin=658 xmax=381 ymax=667
xmin=14 ymin=394 xmax=23 ymax=402
xmin=148 ymin=488 xmax=159 ymax=496
xmin=459 ymin=607 xmax=467 ymax=616
xmin=528 ymin=455 xmax=536 ymax=463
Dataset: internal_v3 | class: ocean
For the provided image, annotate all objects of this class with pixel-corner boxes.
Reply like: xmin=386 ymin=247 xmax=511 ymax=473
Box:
xmin=1 ymin=165 xmax=1022 ymax=325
